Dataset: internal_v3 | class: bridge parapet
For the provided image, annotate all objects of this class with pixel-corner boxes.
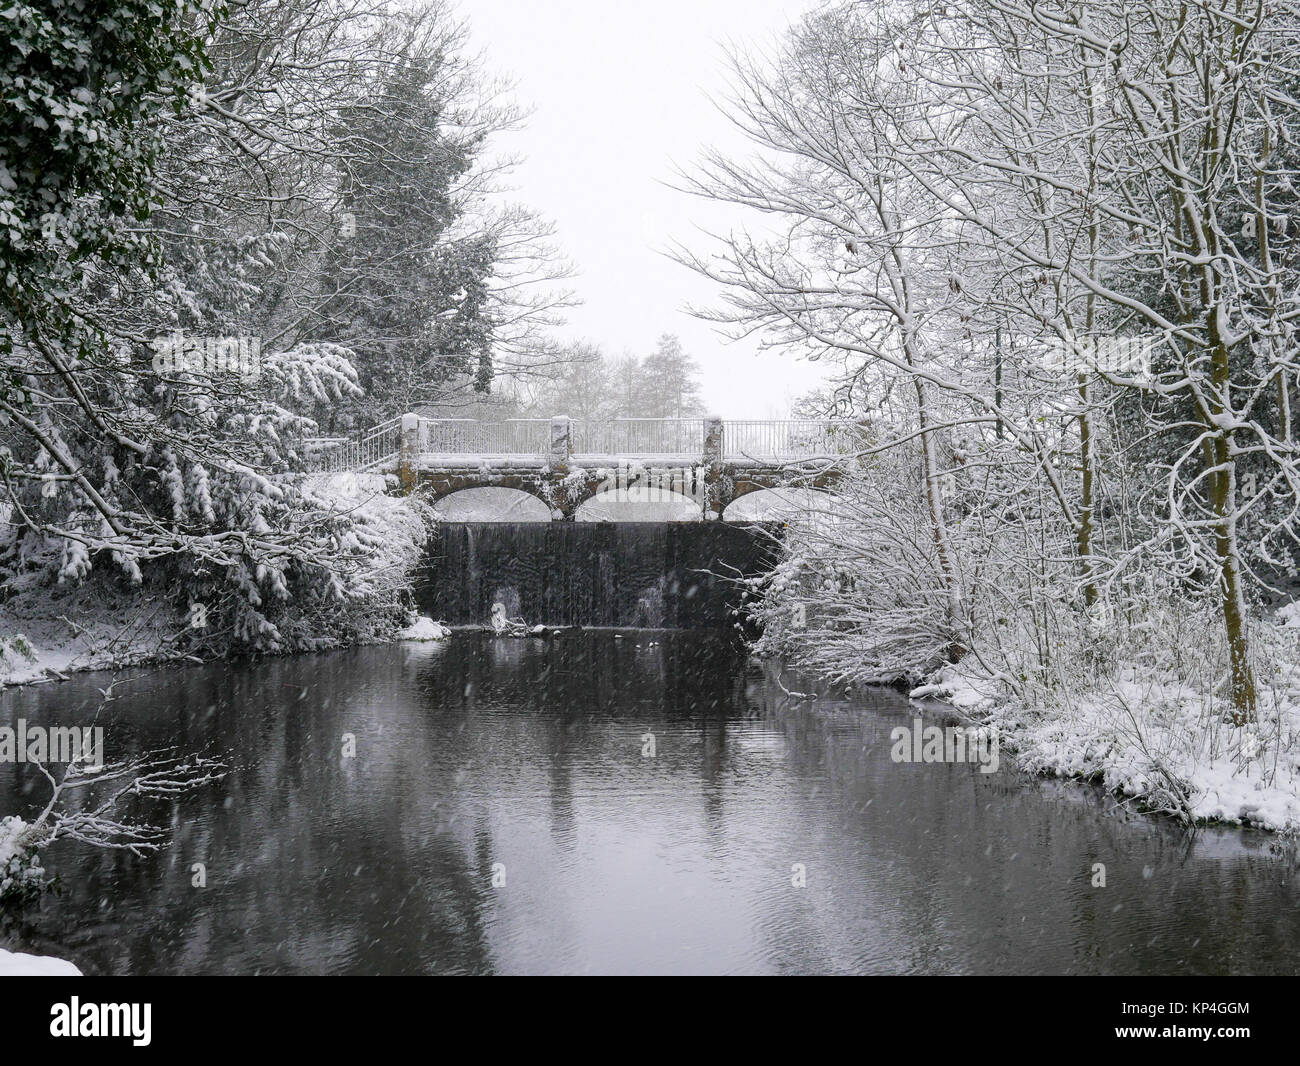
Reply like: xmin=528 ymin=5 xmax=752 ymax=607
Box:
xmin=314 ymin=414 xmax=860 ymax=518
xmin=396 ymin=416 xmax=855 ymax=463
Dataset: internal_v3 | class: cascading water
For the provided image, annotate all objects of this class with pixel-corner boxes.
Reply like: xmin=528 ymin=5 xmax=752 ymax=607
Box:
xmin=633 ymin=577 xmax=667 ymax=628
xmin=415 ymin=521 xmax=779 ymax=628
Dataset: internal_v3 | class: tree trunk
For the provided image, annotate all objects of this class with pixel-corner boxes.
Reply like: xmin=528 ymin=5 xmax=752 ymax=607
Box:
xmin=1078 ymin=372 xmax=1099 ymax=608
xmin=913 ymin=376 xmax=964 ymax=663
xmin=1211 ymin=435 xmax=1256 ymax=725
xmin=1207 ymin=314 xmax=1256 ymax=725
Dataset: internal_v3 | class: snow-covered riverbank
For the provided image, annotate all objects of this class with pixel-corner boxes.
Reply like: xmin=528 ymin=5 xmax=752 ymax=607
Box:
xmin=1 ymin=474 xmax=441 ymax=689
xmin=747 ymin=465 xmax=1300 ymax=834
xmin=910 ymin=624 xmax=1300 ymax=832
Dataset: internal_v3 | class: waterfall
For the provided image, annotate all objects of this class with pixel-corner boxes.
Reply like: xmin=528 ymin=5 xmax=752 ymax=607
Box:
xmin=416 ymin=522 xmax=779 ymax=628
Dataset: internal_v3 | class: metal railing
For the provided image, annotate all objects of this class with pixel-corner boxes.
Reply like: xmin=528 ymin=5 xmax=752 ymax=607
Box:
xmin=571 ymin=418 xmax=706 ymax=456
xmin=306 ymin=417 xmax=402 ymax=473
xmin=722 ymin=420 xmax=854 ymax=460
xmin=417 ymin=418 xmax=554 ymax=455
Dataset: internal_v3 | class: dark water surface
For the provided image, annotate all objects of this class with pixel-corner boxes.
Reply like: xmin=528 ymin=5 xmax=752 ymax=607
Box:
xmin=1 ymin=631 xmax=1297 ymax=975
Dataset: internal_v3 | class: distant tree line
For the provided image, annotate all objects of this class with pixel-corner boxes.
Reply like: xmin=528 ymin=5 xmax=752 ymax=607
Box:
xmin=517 ymin=333 xmax=706 ymax=422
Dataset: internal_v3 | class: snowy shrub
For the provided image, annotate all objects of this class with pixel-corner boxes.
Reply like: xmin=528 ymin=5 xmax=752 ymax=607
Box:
xmin=748 ymin=439 xmax=984 ymax=685
xmin=1 ymin=747 xmax=227 ymax=911
xmin=971 ymin=600 xmax=1300 ymax=829
xmin=0 ymin=816 xmax=46 ymax=908
xmin=0 ymin=632 xmax=35 ymax=669
xmin=0 ymin=340 xmax=433 ymax=659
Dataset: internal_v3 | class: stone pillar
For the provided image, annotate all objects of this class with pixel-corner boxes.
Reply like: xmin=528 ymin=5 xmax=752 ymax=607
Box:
xmin=548 ymin=416 xmax=574 ymax=520
xmin=702 ymin=415 xmax=726 ymax=519
xmin=399 ymin=413 xmax=419 ymax=495
xmin=549 ymin=415 xmax=572 ymax=476
xmin=703 ymin=415 xmax=723 ymax=467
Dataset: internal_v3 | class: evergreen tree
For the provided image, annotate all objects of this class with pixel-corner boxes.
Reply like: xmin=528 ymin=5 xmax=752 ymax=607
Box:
xmin=638 ymin=334 xmax=704 ymax=418
xmin=321 ymin=35 xmax=497 ymax=427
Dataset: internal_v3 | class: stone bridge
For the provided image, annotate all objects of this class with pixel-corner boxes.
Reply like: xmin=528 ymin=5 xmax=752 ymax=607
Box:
xmin=313 ymin=415 xmax=858 ymax=520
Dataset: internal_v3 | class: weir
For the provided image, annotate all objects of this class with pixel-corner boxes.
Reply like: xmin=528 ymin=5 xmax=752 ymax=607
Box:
xmin=415 ymin=521 xmax=780 ymax=628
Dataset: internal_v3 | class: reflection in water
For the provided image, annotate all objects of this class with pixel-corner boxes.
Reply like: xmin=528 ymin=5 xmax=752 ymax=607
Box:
xmin=1 ymin=631 xmax=1297 ymax=975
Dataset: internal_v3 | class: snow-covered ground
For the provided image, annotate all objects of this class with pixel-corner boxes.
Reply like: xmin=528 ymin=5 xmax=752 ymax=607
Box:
xmin=0 ymin=948 xmax=81 ymax=977
xmin=0 ymin=586 xmax=190 ymax=687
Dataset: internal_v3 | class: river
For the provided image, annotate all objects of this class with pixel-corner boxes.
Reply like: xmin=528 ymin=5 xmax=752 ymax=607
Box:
xmin=1 ymin=630 xmax=1297 ymax=974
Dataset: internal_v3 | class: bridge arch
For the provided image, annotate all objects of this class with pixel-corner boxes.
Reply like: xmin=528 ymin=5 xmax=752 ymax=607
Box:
xmin=574 ymin=486 xmax=703 ymax=523
xmin=430 ymin=486 xmax=554 ymax=522
xmin=722 ymin=486 xmax=847 ymax=524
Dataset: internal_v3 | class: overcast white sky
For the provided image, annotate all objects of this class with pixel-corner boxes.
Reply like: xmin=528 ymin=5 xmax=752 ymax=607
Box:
xmin=465 ymin=0 xmax=832 ymax=418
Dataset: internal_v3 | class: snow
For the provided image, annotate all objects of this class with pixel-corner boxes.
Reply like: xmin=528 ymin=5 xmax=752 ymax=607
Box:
xmin=396 ymin=616 xmax=450 ymax=641
xmin=911 ymin=634 xmax=1300 ymax=832
xmin=571 ymin=452 xmax=701 ymax=464
xmin=300 ymin=471 xmax=428 ymax=565
xmin=0 ymin=948 xmax=82 ymax=977
xmin=414 ymin=453 xmax=549 ymax=470
xmin=1277 ymin=599 xmax=1300 ymax=628
xmin=909 ymin=668 xmax=999 ymax=711
xmin=0 ymin=593 xmax=187 ymax=688
xmin=0 ymin=814 xmax=45 ymax=905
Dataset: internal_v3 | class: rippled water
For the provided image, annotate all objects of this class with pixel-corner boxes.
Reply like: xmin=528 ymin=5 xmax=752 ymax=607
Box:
xmin=1 ymin=631 xmax=1297 ymax=975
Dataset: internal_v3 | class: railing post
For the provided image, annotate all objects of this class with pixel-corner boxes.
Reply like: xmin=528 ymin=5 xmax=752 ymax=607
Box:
xmin=399 ymin=412 xmax=419 ymax=495
xmin=549 ymin=415 xmax=571 ymax=475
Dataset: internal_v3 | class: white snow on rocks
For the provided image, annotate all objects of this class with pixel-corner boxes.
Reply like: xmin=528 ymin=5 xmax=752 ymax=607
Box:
xmin=396 ymin=616 xmax=450 ymax=641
